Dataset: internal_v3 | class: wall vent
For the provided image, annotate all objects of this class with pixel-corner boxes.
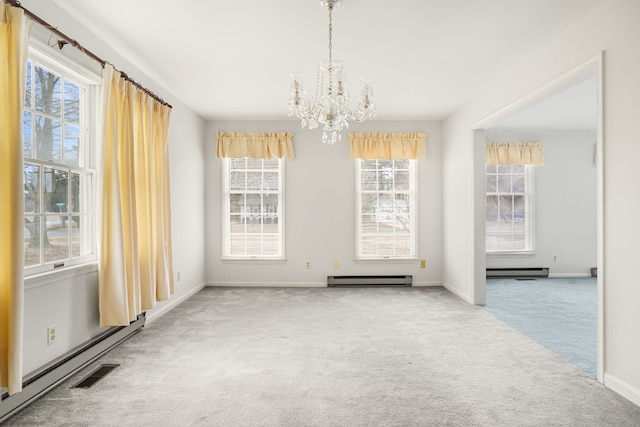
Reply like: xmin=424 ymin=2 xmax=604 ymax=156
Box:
xmin=486 ymin=268 xmax=549 ymax=279
xmin=328 ymin=275 xmax=412 ymax=287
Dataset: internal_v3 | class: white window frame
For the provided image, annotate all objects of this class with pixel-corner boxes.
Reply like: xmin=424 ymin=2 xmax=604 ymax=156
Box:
xmin=355 ymin=159 xmax=418 ymax=261
xmin=486 ymin=164 xmax=535 ymax=254
xmin=23 ymin=46 xmax=99 ymax=276
xmin=221 ymin=158 xmax=285 ymax=261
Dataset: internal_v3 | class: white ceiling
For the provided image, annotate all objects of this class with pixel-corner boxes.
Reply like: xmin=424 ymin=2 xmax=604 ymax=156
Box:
xmin=490 ymin=74 xmax=598 ymax=130
xmin=53 ymin=0 xmax=605 ymax=124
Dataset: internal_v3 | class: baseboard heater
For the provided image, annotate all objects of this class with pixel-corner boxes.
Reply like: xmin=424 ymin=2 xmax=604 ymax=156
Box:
xmin=328 ymin=275 xmax=412 ymax=287
xmin=0 ymin=313 xmax=145 ymax=423
xmin=486 ymin=268 xmax=549 ymax=279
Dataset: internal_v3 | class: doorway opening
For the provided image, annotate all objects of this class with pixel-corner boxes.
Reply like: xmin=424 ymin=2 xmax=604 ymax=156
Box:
xmin=472 ymin=55 xmax=604 ymax=382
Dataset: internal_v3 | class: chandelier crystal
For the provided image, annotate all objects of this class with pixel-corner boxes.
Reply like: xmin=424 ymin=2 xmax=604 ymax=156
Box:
xmin=288 ymin=0 xmax=376 ymax=145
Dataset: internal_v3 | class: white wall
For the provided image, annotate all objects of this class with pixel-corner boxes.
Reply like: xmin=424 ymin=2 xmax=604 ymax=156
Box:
xmin=485 ymin=130 xmax=597 ymax=277
xmin=443 ymin=0 xmax=640 ymax=405
xmin=205 ymin=121 xmax=443 ymax=287
xmin=19 ymin=0 xmax=206 ymax=375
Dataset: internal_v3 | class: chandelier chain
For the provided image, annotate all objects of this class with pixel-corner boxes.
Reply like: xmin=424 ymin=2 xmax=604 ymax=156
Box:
xmin=328 ymin=6 xmax=333 ymax=65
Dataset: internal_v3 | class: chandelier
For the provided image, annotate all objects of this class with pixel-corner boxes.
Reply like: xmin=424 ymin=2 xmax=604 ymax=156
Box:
xmin=287 ymin=0 xmax=376 ymax=144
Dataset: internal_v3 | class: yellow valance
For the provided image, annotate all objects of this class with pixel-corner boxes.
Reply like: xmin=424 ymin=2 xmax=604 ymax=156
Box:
xmin=348 ymin=132 xmax=427 ymax=160
xmin=216 ymin=132 xmax=295 ymax=159
xmin=485 ymin=141 xmax=544 ymax=165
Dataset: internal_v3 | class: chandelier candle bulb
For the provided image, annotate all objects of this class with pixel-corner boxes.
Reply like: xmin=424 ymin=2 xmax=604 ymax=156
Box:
xmin=288 ymin=0 xmax=376 ymax=144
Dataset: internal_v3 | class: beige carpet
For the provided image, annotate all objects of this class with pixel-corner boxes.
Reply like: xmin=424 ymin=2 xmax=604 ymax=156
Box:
xmin=5 ymin=287 xmax=640 ymax=426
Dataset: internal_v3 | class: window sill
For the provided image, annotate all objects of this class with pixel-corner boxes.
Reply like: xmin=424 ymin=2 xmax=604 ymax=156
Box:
xmin=221 ymin=258 xmax=287 ymax=265
xmin=25 ymin=262 xmax=99 ymax=291
xmin=354 ymin=258 xmax=418 ymax=264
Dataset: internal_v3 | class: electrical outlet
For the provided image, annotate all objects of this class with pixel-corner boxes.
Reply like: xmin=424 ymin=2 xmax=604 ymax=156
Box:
xmin=47 ymin=325 xmax=57 ymax=345
xmin=306 ymin=261 xmax=311 ymax=269
xmin=553 ymin=255 xmax=558 ymax=263
xmin=334 ymin=260 xmax=340 ymax=270
xmin=420 ymin=259 xmax=426 ymax=269
xmin=177 ymin=271 xmax=181 ymax=282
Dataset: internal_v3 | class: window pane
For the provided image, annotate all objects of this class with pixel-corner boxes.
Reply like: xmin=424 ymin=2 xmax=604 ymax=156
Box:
xmin=361 ymin=160 xmax=377 ymax=170
xmin=378 ymin=160 xmax=392 ymax=170
xmin=35 ymin=115 xmax=62 ymax=162
xmin=497 ymin=164 xmax=511 ymax=173
xmin=64 ymin=125 xmax=80 ymax=167
xmin=44 ymin=215 xmax=69 ymax=263
xmin=229 ymin=194 xmax=244 ymax=214
xmin=486 ymin=164 xmax=497 ymax=173
xmin=486 ymin=174 xmax=496 ymax=193
xmin=361 ymin=235 xmax=378 ymax=256
xmin=263 ymin=159 xmax=278 ymax=170
xmin=394 ymin=159 xmax=410 ymax=170
xmin=263 ymin=194 xmax=278 ymax=218
xmin=263 ymin=236 xmax=279 ymax=255
xmin=361 ymin=170 xmax=377 ymax=191
xmin=394 ymin=235 xmax=411 ymax=256
xmin=70 ymin=214 xmax=91 ymax=257
xmin=395 ymin=194 xmax=410 ymax=214
xmin=64 ymin=81 xmax=80 ymax=125
xmin=230 ymin=158 xmax=246 ymax=169
xmin=44 ymin=168 xmax=69 ymax=213
xmin=23 ymin=110 xmax=33 ymax=158
xmin=512 ymin=174 xmax=525 ymax=193
xmin=395 ymin=171 xmax=410 ymax=191
xmin=361 ymin=193 xmax=377 ymax=214
xmin=513 ymin=195 xmax=525 ymax=222
xmin=391 ymin=214 xmax=409 ymax=232
xmin=24 ymin=216 xmax=40 ymax=267
xmin=263 ymin=172 xmax=278 ymax=191
xmin=229 ymin=171 xmax=246 ymax=190
xmin=499 ymin=195 xmax=513 ymax=222
xmin=246 ymin=171 xmax=262 ymax=190
xmin=246 ymin=158 xmax=262 ymax=170
xmin=35 ymin=65 xmax=61 ymax=116
xmin=486 ymin=195 xmax=498 ymax=223
xmin=24 ymin=164 xmax=40 ymax=213
xmin=498 ymin=174 xmax=511 ymax=193
xmin=512 ymin=165 xmax=525 ymax=173
xmin=25 ymin=61 xmax=32 ymax=107
xmin=377 ymin=170 xmax=393 ymax=191
xmin=229 ymin=215 xmax=245 ymax=233
xmin=513 ymin=233 xmax=526 ymax=250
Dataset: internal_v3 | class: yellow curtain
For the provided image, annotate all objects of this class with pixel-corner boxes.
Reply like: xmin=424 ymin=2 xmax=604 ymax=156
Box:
xmin=485 ymin=141 xmax=544 ymax=165
xmin=98 ymin=64 xmax=174 ymax=326
xmin=216 ymin=132 xmax=294 ymax=159
xmin=348 ymin=132 xmax=427 ymax=159
xmin=0 ymin=3 xmax=31 ymax=396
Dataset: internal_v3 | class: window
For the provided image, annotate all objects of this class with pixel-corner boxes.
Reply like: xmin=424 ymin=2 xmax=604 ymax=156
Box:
xmin=23 ymin=51 xmax=97 ymax=274
xmin=222 ymin=158 xmax=284 ymax=259
xmin=356 ymin=159 xmax=417 ymax=259
xmin=486 ymin=164 xmax=533 ymax=252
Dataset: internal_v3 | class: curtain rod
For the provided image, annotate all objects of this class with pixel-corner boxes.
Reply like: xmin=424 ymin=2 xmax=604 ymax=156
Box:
xmin=5 ymin=0 xmax=172 ymax=108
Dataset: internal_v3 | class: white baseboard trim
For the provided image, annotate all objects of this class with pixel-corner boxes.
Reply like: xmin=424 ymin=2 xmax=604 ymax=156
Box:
xmin=413 ymin=281 xmax=443 ymax=287
xmin=145 ymin=282 xmax=206 ymax=324
xmin=207 ymin=281 xmax=326 ymax=288
xmin=442 ymin=282 xmax=473 ymax=304
xmin=548 ymin=273 xmax=593 ymax=278
xmin=604 ymin=373 xmax=640 ymax=406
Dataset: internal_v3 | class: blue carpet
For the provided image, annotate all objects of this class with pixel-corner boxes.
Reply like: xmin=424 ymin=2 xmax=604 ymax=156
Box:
xmin=483 ymin=277 xmax=597 ymax=378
